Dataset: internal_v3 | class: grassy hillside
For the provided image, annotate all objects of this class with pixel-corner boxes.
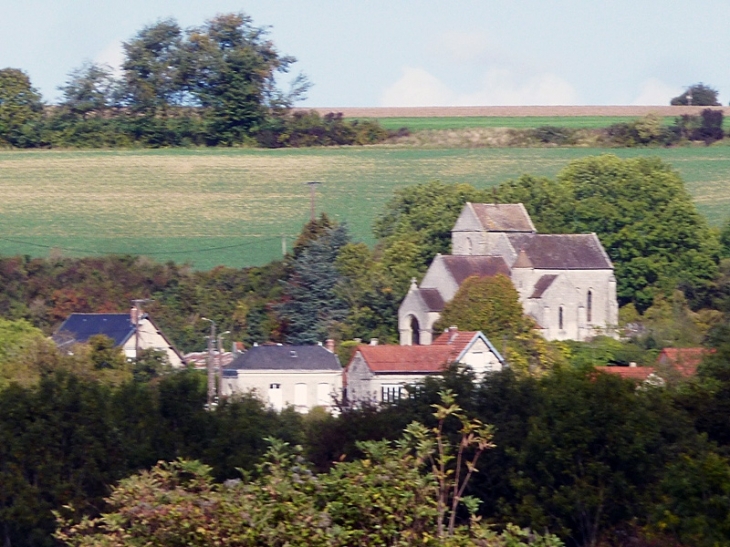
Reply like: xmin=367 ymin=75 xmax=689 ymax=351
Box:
xmin=1 ymin=146 xmax=728 ymax=270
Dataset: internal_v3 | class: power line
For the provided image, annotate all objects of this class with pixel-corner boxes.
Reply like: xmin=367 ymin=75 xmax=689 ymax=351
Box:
xmin=0 ymin=235 xmax=290 ymax=256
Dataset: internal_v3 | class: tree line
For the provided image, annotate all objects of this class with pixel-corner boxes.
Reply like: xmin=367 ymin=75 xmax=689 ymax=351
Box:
xmin=0 ymin=13 xmax=391 ymax=149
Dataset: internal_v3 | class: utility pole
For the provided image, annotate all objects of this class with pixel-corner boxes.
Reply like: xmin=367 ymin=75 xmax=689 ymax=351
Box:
xmin=305 ymin=181 xmax=321 ymax=222
xmin=281 ymin=234 xmax=287 ymax=257
xmin=217 ymin=331 xmax=230 ymax=402
xmin=202 ymin=317 xmax=216 ymax=408
xmin=131 ymin=298 xmax=153 ymax=361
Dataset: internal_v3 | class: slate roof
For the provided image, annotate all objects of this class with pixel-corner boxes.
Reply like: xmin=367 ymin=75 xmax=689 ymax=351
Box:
xmin=530 ymin=275 xmax=558 ymax=298
xmin=441 ymin=255 xmax=511 ymax=285
xmin=507 ymin=233 xmax=612 ymax=270
xmin=226 ymin=345 xmax=342 ymax=371
xmin=418 ymin=288 xmax=445 ymax=312
xmin=53 ymin=313 xmax=135 ymax=347
xmin=469 ymin=203 xmax=536 ymax=232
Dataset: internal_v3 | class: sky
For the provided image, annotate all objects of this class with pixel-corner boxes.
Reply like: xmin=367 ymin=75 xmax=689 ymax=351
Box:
xmin=2 ymin=0 xmax=730 ymax=108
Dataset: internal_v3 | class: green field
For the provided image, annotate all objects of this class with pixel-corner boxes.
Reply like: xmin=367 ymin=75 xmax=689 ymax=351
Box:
xmin=1 ymin=146 xmax=729 ymax=270
xmin=360 ymin=116 xmax=730 ymax=132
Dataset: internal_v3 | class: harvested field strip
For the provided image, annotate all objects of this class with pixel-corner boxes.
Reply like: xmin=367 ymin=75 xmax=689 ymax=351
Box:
xmin=1 ymin=147 xmax=728 ymax=269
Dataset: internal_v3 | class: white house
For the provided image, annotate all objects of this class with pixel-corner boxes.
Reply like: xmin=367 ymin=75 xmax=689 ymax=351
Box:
xmin=53 ymin=309 xmax=184 ymax=367
xmin=221 ymin=344 xmax=343 ymax=413
xmin=345 ymin=329 xmax=505 ymax=405
xmin=399 ymin=203 xmax=619 ymax=344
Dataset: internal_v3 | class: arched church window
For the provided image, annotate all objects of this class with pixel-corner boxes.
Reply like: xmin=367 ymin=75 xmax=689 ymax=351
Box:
xmin=410 ymin=316 xmax=420 ymax=345
xmin=587 ymin=290 xmax=593 ymax=323
xmin=559 ymin=306 xmax=564 ymax=331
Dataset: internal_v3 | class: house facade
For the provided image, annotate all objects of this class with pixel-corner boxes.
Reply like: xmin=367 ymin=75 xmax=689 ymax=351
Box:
xmin=53 ymin=309 xmax=184 ymax=367
xmin=346 ymin=330 xmax=505 ymax=405
xmin=399 ymin=203 xmax=619 ymax=345
xmin=221 ymin=345 xmax=343 ymax=413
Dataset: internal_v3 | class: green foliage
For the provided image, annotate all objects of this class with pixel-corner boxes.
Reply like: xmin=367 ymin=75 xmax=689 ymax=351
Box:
xmin=497 ymin=155 xmax=720 ymax=311
xmin=259 ymin=111 xmax=390 ymax=148
xmin=435 ymin=274 xmax=531 ymax=341
xmin=58 ymin=62 xmax=116 ymax=120
xmin=670 ymin=83 xmax=721 ymax=106
xmin=279 ymin=222 xmax=351 ymax=344
xmin=57 ymin=416 xmax=559 ymax=547
xmin=655 ymin=451 xmax=730 ymax=546
xmin=0 ymin=68 xmax=44 ymax=147
xmin=720 ymin=219 xmax=730 ymax=259
xmin=602 ymin=114 xmax=678 ymax=147
xmin=334 ymin=242 xmax=400 ymax=343
xmin=374 ymin=180 xmax=491 ymax=277
xmin=0 ymin=368 xmax=304 ymax=546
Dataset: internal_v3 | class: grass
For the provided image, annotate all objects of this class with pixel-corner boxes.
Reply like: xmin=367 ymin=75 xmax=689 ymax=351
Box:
xmin=1 ymin=146 xmax=729 ymax=270
xmin=361 ymin=116 xmax=675 ymax=131
xmin=359 ymin=116 xmax=730 ymax=132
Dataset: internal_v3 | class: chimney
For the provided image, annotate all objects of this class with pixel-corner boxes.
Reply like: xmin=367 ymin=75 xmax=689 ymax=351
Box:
xmin=449 ymin=325 xmax=458 ymax=343
xmin=130 ymin=306 xmax=139 ymax=324
xmin=325 ymin=339 xmax=335 ymax=353
xmin=369 ymin=338 xmax=378 ymax=346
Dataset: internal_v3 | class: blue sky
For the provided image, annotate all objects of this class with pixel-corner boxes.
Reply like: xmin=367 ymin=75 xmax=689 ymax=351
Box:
xmin=2 ymin=0 xmax=729 ymax=107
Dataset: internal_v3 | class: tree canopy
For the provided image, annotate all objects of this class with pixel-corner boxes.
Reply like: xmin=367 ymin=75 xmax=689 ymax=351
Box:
xmin=671 ymin=83 xmax=721 ymax=106
xmin=496 ymin=155 xmax=720 ymax=311
xmin=0 ymin=68 xmax=43 ymax=147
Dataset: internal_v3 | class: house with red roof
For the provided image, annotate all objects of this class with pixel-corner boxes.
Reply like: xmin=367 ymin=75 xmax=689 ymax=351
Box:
xmin=345 ymin=328 xmax=505 ymax=404
xmin=657 ymin=347 xmax=707 ymax=377
xmin=595 ymin=365 xmax=661 ymax=383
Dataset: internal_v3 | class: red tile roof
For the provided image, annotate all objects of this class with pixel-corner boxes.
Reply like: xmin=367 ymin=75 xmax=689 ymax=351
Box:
xmin=431 ymin=330 xmax=479 ymax=354
xmin=657 ymin=348 xmax=708 ymax=377
xmin=597 ymin=366 xmax=656 ymax=381
xmin=353 ymin=331 xmax=480 ymax=374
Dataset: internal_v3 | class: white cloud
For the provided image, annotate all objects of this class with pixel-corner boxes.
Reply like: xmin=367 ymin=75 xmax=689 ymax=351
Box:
xmin=380 ymin=67 xmax=457 ymax=107
xmin=631 ymin=78 xmax=683 ymax=105
xmin=381 ymin=67 xmax=579 ymax=106
xmin=94 ymin=40 xmax=125 ymax=77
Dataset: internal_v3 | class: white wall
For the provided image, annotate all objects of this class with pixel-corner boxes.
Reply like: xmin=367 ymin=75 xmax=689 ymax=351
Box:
xmin=223 ymin=369 xmax=343 ymax=413
xmin=121 ymin=318 xmax=183 ymax=367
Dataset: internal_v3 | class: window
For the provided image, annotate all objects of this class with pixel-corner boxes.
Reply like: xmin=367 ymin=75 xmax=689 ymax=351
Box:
xmin=559 ymin=306 xmax=564 ymax=331
xmin=410 ymin=316 xmax=420 ymax=345
xmin=294 ymin=383 xmax=307 ymax=410
xmin=587 ymin=290 xmax=593 ymax=323
xmin=317 ymin=383 xmax=331 ymax=407
xmin=268 ymin=384 xmax=283 ymax=411
xmin=381 ymin=384 xmax=404 ymax=403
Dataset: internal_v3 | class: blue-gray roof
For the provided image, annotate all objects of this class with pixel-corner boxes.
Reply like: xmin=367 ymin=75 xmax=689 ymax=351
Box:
xmin=53 ymin=313 xmax=135 ymax=348
xmin=226 ymin=345 xmax=342 ymax=371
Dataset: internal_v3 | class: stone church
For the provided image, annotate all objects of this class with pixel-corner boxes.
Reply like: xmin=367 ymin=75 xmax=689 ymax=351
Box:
xmin=398 ymin=203 xmax=618 ymax=345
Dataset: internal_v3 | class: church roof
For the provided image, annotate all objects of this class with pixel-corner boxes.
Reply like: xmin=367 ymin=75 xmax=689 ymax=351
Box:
xmin=417 ymin=288 xmax=445 ymax=312
xmin=441 ymin=255 xmax=511 ymax=284
xmin=507 ymin=233 xmax=612 ymax=270
xmin=469 ymin=203 xmax=536 ymax=232
xmin=530 ymin=275 xmax=558 ymax=298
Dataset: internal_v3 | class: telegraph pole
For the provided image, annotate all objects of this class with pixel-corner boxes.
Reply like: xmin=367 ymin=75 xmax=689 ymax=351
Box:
xmin=217 ymin=331 xmax=230 ymax=401
xmin=131 ymin=298 xmax=153 ymax=361
xmin=202 ymin=317 xmax=216 ymax=408
xmin=305 ymin=181 xmax=321 ymax=222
